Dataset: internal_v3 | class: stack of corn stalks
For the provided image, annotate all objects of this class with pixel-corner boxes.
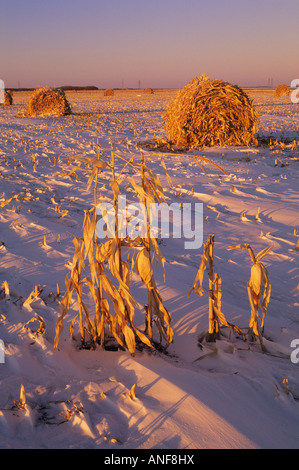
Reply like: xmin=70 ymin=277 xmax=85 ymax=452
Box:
xmin=164 ymin=75 xmax=258 ymax=149
xmin=27 ymin=87 xmax=72 ymax=117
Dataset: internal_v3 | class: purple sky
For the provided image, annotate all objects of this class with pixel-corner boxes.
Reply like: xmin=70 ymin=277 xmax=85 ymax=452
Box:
xmin=1 ymin=0 xmax=298 ymax=89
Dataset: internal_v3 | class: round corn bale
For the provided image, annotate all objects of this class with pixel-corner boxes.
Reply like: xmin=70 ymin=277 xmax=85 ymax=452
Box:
xmin=144 ymin=88 xmax=154 ymax=94
xmin=104 ymin=88 xmax=114 ymax=96
xmin=4 ymin=90 xmax=13 ymax=106
xmin=274 ymin=84 xmax=290 ymax=97
xmin=164 ymin=76 xmax=258 ymax=148
xmin=26 ymin=87 xmax=72 ymax=117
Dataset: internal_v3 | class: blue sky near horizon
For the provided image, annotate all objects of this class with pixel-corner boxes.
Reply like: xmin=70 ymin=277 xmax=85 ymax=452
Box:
xmin=1 ymin=0 xmax=298 ymax=89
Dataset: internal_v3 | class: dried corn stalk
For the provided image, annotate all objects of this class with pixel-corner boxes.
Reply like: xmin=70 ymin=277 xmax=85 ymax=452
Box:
xmin=54 ymin=148 xmax=161 ymax=354
xmin=189 ymin=235 xmax=243 ymax=342
xmin=128 ymin=153 xmax=173 ymax=349
xmin=23 ymin=285 xmax=43 ymax=308
xmin=228 ymin=243 xmax=272 ymax=344
xmin=14 ymin=384 xmax=26 ymax=410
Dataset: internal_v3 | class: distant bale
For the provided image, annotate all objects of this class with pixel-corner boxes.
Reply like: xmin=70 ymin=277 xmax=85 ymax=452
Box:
xmin=144 ymin=88 xmax=154 ymax=94
xmin=0 ymin=90 xmax=13 ymax=106
xmin=274 ymin=84 xmax=290 ymax=97
xmin=164 ymin=75 xmax=258 ymax=149
xmin=5 ymin=90 xmax=13 ymax=105
xmin=104 ymin=88 xmax=114 ymax=96
xmin=26 ymin=87 xmax=72 ymax=117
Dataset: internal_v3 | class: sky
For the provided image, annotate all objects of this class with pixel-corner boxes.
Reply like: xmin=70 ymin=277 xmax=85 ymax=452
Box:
xmin=1 ymin=0 xmax=298 ymax=89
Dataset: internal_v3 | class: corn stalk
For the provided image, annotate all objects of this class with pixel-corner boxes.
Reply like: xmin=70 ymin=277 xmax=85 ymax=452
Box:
xmin=189 ymin=234 xmax=243 ymax=342
xmin=127 ymin=152 xmax=173 ymax=349
xmin=54 ymin=147 xmax=168 ymax=354
xmin=227 ymin=243 xmax=272 ymax=348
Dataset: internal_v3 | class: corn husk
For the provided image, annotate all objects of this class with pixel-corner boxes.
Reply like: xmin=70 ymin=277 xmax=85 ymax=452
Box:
xmin=228 ymin=243 xmax=272 ymax=339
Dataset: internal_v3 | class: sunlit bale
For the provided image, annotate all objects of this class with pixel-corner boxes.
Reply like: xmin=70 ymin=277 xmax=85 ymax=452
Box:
xmin=274 ymin=84 xmax=290 ymax=97
xmin=26 ymin=87 xmax=72 ymax=117
xmin=104 ymin=88 xmax=114 ymax=96
xmin=4 ymin=90 xmax=13 ymax=106
xmin=143 ymin=88 xmax=154 ymax=94
xmin=164 ymin=75 xmax=259 ymax=149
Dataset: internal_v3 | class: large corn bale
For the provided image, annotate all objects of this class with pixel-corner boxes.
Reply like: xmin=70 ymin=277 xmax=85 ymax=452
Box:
xmin=274 ymin=84 xmax=290 ymax=97
xmin=26 ymin=87 xmax=72 ymax=117
xmin=144 ymin=88 xmax=154 ymax=94
xmin=164 ymin=75 xmax=259 ymax=148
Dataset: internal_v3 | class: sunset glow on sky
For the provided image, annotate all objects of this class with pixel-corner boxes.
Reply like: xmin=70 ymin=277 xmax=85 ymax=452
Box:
xmin=1 ymin=0 xmax=298 ymax=89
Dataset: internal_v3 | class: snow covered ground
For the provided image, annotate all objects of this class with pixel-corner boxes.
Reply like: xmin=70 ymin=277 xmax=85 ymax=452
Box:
xmin=0 ymin=89 xmax=299 ymax=449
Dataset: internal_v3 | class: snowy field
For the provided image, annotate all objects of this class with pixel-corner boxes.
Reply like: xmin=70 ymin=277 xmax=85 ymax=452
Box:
xmin=0 ymin=88 xmax=299 ymax=449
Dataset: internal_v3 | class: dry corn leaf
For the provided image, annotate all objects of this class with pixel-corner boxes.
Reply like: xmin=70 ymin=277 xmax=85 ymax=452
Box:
xmin=135 ymin=248 xmax=153 ymax=285
xmin=133 ymin=327 xmax=153 ymax=349
xmin=59 ymin=209 xmax=69 ymax=218
xmin=255 ymin=245 xmax=273 ymax=262
xmin=24 ymin=315 xmax=46 ymax=335
xmin=188 ymin=242 xmax=210 ymax=297
xmin=23 ymin=285 xmax=43 ymax=308
xmin=54 ymin=275 xmax=75 ymax=348
xmin=1 ymin=281 xmax=9 ymax=296
xmin=150 ymin=237 xmax=165 ymax=270
xmin=250 ymin=263 xmax=263 ymax=296
xmin=0 ymin=194 xmax=19 ymax=208
xmin=126 ymin=384 xmax=136 ymax=400
xmin=193 ymin=346 xmax=218 ymax=362
xmin=70 ymin=314 xmax=79 ymax=340
xmin=19 ymin=384 xmax=26 ymax=408
xmin=127 ymin=177 xmax=148 ymax=203
xmin=14 ymin=384 xmax=26 ymax=410
xmin=110 ymin=180 xmax=120 ymax=199
xmin=96 ymin=239 xmax=113 ymax=263
xmin=122 ymin=324 xmax=136 ymax=355
xmin=144 ymin=165 xmax=166 ymax=202
xmin=228 ymin=243 xmax=256 ymax=264
xmin=160 ymin=157 xmax=172 ymax=186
